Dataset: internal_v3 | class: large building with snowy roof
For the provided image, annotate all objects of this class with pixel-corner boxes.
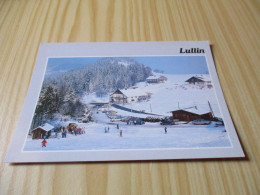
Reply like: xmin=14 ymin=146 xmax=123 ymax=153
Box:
xmin=110 ymin=89 xmax=151 ymax=104
xmin=170 ymin=106 xmax=214 ymax=122
xmin=110 ymin=89 xmax=128 ymax=104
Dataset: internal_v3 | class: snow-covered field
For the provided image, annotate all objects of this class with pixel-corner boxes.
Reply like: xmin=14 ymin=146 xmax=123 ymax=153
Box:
xmin=24 ymin=122 xmax=230 ymax=151
xmin=82 ymin=73 xmax=222 ymax=118
xmin=24 ymin=73 xmax=231 ymax=151
xmin=119 ymin=74 xmax=220 ymax=116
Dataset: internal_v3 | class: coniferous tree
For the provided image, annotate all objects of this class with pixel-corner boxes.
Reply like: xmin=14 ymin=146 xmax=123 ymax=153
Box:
xmin=45 ymin=57 xmax=152 ymax=95
xmin=31 ymin=57 xmax=152 ymax=127
xmin=41 ymin=85 xmax=57 ymax=119
xmin=61 ymin=87 xmax=76 ymax=116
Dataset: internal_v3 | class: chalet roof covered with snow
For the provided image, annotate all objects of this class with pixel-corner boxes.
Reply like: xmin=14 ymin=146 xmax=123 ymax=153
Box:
xmin=170 ymin=105 xmax=211 ymax=115
xmin=146 ymin=75 xmax=161 ymax=80
xmin=185 ymin=75 xmax=211 ymax=82
xmin=32 ymin=123 xmax=54 ymax=132
xmin=111 ymin=89 xmax=125 ymax=95
xmin=120 ymin=88 xmax=150 ymax=98
xmin=195 ymin=75 xmax=211 ymax=82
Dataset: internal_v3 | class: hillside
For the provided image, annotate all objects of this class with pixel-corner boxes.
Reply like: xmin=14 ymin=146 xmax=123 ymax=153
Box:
xmin=44 ymin=57 xmax=152 ymax=95
xmin=84 ymin=73 xmax=222 ymax=118
xmin=117 ymin=73 xmax=221 ymax=117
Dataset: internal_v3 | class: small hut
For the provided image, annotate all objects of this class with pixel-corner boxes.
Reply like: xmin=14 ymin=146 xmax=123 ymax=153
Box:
xmin=31 ymin=123 xmax=54 ymax=139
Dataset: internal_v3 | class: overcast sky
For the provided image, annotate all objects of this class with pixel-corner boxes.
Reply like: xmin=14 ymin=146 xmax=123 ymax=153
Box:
xmin=135 ymin=56 xmax=208 ymax=74
xmin=47 ymin=56 xmax=209 ymax=74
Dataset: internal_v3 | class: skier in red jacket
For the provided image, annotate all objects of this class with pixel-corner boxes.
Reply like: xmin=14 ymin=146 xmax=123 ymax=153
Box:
xmin=42 ymin=139 xmax=47 ymax=147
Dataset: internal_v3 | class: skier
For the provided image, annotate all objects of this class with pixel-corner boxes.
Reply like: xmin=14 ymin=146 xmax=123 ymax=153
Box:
xmin=64 ymin=128 xmax=67 ymax=138
xmin=42 ymin=139 xmax=47 ymax=147
xmin=61 ymin=127 xmax=64 ymax=138
xmin=55 ymin=131 xmax=58 ymax=138
xmin=117 ymin=124 xmax=119 ymax=129
xmin=164 ymin=127 xmax=167 ymax=134
xmin=107 ymin=126 xmax=110 ymax=133
xmin=105 ymin=127 xmax=107 ymax=133
xmin=120 ymin=130 xmax=123 ymax=137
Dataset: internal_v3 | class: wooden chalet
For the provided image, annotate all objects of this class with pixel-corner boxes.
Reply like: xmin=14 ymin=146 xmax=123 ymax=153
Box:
xmin=31 ymin=123 xmax=54 ymax=139
xmin=185 ymin=76 xmax=211 ymax=86
xmin=110 ymin=89 xmax=127 ymax=104
xmin=170 ymin=109 xmax=213 ymax=122
xmin=185 ymin=76 xmax=204 ymax=84
xmin=110 ymin=89 xmax=151 ymax=104
xmin=158 ymin=76 xmax=167 ymax=82
xmin=146 ymin=75 xmax=167 ymax=84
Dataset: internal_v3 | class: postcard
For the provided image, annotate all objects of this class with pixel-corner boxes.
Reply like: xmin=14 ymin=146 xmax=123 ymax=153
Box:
xmin=5 ymin=41 xmax=245 ymax=162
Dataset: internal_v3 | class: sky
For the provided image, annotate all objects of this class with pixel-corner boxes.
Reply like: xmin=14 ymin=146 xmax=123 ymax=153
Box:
xmin=135 ymin=56 xmax=208 ymax=74
xmin=47 ymin=56 xmax=209 ymax=74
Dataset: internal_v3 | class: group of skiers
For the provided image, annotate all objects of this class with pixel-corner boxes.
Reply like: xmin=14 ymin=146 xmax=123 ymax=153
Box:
xmin=53 ymin=126 xmax=86 ymax=139
xmin=104 ymin=125 xmax=123 ymax=137
xmin=55 ymin=127 xmax=68 ymax=138
xmin=107 ymin=124 xmax=167 ymax=137
xmin=104 ymin=124 xmax=123 ymax=137
xmin=66 ymin=126 xmax=86 ymax=136
xmin=72 ymin=127 xmax=86 ymax=136
xmin=54 ymin=127 xmax=71 ymax=138
xmin=42 ymin=124 xmax=169 ymax=147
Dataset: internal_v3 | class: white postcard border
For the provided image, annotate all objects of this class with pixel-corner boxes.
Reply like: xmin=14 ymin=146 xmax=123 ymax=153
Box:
xmin=5 ymin=41 xmax=245 ymax=162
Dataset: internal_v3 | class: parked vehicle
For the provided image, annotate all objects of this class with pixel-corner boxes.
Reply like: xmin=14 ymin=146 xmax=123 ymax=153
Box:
xmin=160 ymin=120 xmax=175 ymax=125
xmin=125 ymin=117 xmax=145 ymax=125
xmin=133 ymin=118 xmax=145 ymax=125
xmin=191 ymin=119 xmax=211 ymax=125
xmin=67 ymin=123 xmax=77 ymax=130
xmin=215 ymin=121 xmax=224 ymax=126
xmin=160 ymin=117 xmax=175 ymax=125
xmin=111 ymin=118 xmax=122 ymax=122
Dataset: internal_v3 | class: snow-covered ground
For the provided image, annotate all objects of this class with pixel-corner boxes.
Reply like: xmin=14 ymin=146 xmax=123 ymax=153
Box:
xmin=24 ymin=73 xmax=231 ymax=151
xmin=119 ymin=74 xmax=220 ymax=117
xmin=24 ymin=122 xmax=230 ymax=151
xmin=82 ymin=73 xmax=222 ymax=118
xmin=82 ymin=93 xmax=109 ymax=104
